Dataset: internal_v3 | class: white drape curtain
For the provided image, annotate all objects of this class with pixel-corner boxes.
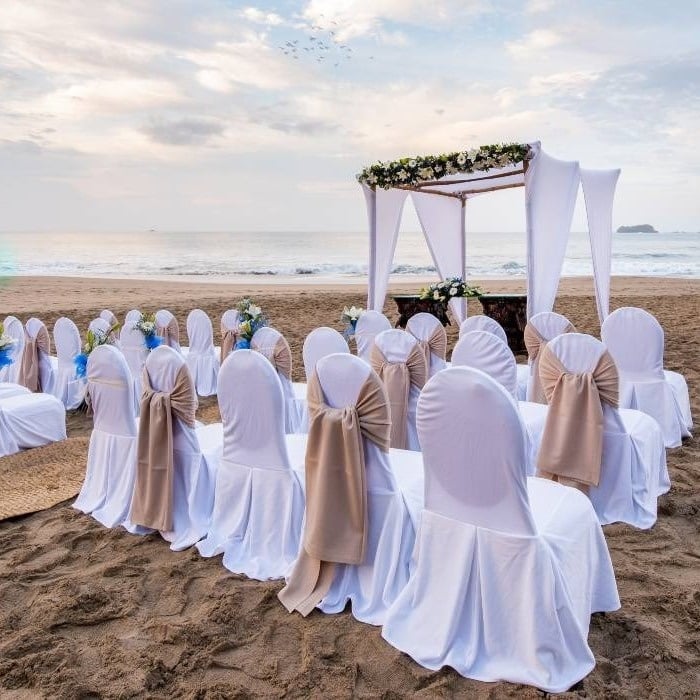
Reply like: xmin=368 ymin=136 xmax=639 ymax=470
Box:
xmin=412 ymin=193 xmax=467 ymax=322
xmin=581 ymin=168 xmax=620 ymax=323
xmin=525 ymin=151 xmax=581 ymax=319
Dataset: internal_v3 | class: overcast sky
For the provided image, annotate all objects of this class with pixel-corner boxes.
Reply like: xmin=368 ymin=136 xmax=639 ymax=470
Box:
xmin=0 ymin=0 xmax=698 ymax=233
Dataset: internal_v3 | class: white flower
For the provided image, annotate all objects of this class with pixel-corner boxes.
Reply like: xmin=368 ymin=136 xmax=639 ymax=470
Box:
xmin=456 ymin=153 xmax=466 ymax=165
xmin=433 ymin=291 xmax=440 ymax=300
xmin=408 ymin=159 xmax=417 ymax=168
xmin=0 ymin=335 xmax=15 ymax=350
xmin=418 ymin=167 xmax=434 ymax=179
xmin=397 ymin=169 xmax=409 ymax=181
xmin=449 ymin=287 xmax=458 ymax=295
xmin=247 ymin=304 xmax=262 ymax=318
xmin=468 ymin=148 xmax=478 ymax=160
xmin=367 ymin=174 xmax=378 ymax=185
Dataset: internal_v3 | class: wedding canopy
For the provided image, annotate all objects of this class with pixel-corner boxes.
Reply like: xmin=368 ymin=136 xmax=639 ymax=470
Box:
xmin=358 ymin=141 xmax=620 ymax=323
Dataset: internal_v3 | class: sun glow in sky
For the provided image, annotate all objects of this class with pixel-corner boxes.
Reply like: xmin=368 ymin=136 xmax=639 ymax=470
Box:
xmin=0 ymin=0 xmax=698 ymax=232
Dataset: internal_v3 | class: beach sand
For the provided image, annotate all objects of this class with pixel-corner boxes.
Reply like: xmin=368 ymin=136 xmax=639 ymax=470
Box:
xmin=0 ymin=275 xmax=698 ymax=698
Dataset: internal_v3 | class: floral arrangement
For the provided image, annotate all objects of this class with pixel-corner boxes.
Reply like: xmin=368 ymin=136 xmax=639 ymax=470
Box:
xmin=74 ymin=327 xmax=117 ymax=379
xmin=340 ymin=306 xmax=363 ymax=339
xmin=235 ymin=298 xmax=268 ymax=349
xmin=357 ymin=143 xmax=530 ymax=190
xmin=0 ymin=322 xmax=17 ymax=368
xmin=419 ymin=277 xmax=482 ymax=303
xmin=134 ymin=313 xmax=163 ymax=351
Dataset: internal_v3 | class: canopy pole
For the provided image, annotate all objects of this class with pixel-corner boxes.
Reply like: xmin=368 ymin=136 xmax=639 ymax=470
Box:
xmin=459 ymin=197 xmax=467 ymax=320
xmin=367 ymin=187 xmax=377 ymax=310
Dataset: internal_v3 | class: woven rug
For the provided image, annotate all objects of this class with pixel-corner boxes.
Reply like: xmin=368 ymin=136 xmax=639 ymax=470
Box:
xmin=0 ymin=437 xmax=89 ymax=521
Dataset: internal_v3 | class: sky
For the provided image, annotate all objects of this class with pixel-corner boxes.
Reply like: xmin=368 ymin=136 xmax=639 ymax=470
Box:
xmin=0 ymin=0 xmax=698 ymax=233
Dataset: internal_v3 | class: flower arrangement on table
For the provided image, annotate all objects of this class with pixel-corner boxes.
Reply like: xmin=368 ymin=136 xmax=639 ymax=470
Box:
xmin=235 ymin=298 xmax=268 ymax=349
xmin=74 ymin=327 xmax=118 ymax=379
xmin=340 ymin=306 xmax=363 ymax=339
xmin=419 ymin=277 xmax=482 ymax=303
xmin=0 ymin=323 xmax=17 ymax=368
xmin=134 ymin=313 xmax=163 ymax=351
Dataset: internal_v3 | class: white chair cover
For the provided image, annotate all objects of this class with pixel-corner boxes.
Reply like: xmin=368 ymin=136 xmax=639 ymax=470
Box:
xmin=601 ymin=307 xmax=692 ymax=447
xmin=25 ymin=318 xmax=56 ymax=395
xmin=525 ymin=311 xmax=574 ymax=401
xmin=220 ymin=309 xmax=241 ymax=363
xmin=120 ymin=324 xmax=148 ymax=408
xmin=354 ymin=310 xmax=391 ymax=362
xmin=185 ymin=309 xmax=219 ymax=397
xmin=100 ymin=309 xmax=118 ymax=326
xmin=196 ymin=350 xmax=304 ymax=579
xmin=546 ymin=333 xmax=670 ymax=528
xmin=373 ymin=329 xmax=423 ymax=451
xmin=88 ymin=317 xmax=111 ymax=335
xmin=124 ymin=309 xmax=142 ymax=326
xmin=251 ymin=326 xmax=304 ymax=434
xmin=458 ymin=315 xmax=528 ymax=399
xmin=73 ymin=345 xmax=143 ymax=533
xmin=0 ymin=378 xmax=66 ymax=458
xmin=52 ymin=317 xmax=86 ymax=409
xmin=452 ymin=331 xmax=547 ymax=474
xmin=381 ymin=367 xmax=620 ymax=693
xmin=406 ymin=312 xmax=447 ymax=377
xmin=302 ymin=353 xmax=414 ymax=625
xmin=132 ymin=345 xmax=221 ymax=550
xmin=155 ymin=309 xmax=183 ymax=354
xmin=0 ymin=316 xmax=24 ymax=384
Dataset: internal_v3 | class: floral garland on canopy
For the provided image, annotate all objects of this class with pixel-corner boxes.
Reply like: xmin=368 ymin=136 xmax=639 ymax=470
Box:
xmin=357 ymin=142 xmax=530 ymax=190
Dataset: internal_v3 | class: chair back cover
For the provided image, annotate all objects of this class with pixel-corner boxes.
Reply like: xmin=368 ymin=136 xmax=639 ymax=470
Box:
xmin=601 ymin=307 xmax=664 ymax=378
xmin=452 ymin=331 xmax=518 ymax=399
xmin=52 ymin=317 xmax=85 ymax=407
xmin=458 ymin=315 xmax=508 ymax=344
xmin=354 ymin=310 xmax=391 ymax=361
xmin=1 ymin=316 xmax=25 ymax=383
xmin=125 ymin=309 xmax=142 ymax=326
xmin=100 ymin=309 xmax=118 ymax=326
xmin=120 ymin=324 xmax=149 ymax=386
xmin=54 ymin=317 xmax=81 ymax=365
xmin=405 ymin=312 xmax=447 ymax=377
xmin=155 ymin=309 xmax=181 ymax=351
xmin=87 ymin=345 xmax=137 ymax=437
xmin=186 ymin=309 xmax=215 ymax=353
xmin=251 ymin=327 xmax=292 ymax=379
xmin=417 ymin=367 xmax=536 ymax=535
xmin=220 ymin=309 xmax=241 ymax=363
xmin=89 ymin=317 xmax=111 ymax=335
xmin=219 ymin=349 xmax=290 ymax=469
xmin=302 ymin=327 xmax=349 ymax=381
xmin=20 ymin=317 xmax=52 ymax=393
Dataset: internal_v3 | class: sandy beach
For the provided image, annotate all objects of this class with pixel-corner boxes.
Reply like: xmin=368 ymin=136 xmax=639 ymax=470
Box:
xmin=0 ymin=274 xmax=698 ymax=698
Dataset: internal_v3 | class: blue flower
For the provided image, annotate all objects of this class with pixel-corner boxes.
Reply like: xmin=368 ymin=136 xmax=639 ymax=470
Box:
xmin=0 ymin=347 xmax=13 ymax=368
xmin=74 ymin=353 xmax=89 ymax=379
xmin=145 ymin=334 xmax=163 ymax=351
xmin=235 ymin=338 xmax=251 ymax=350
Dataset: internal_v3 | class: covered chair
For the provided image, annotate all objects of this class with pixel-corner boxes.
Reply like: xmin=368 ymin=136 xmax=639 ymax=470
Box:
xmin=371 ymin=329 xmax=427 ymax=450
xmin=196 ymin=350 xmax=305 ymax=579
xmin=185 ymin=309 xmax=220 ymax=397
xmin=354 ymin=310 xmax=391 ymax=362
xmin=155 ymin=309 xmax=183 ymax=354
xmin=459 ymin=315 xmax=528 ymax=399
xmin=124 ymin=309 xmax=142 ymax=326
xmin=278 ymin=353 xmax=414 ymax=625
xmin=120 ymin=323 xmax=148 ymax=406
xmin=0 ymin=383 xmax=30 ymax=400
xmin=251 ymin=326 xmax=304 ymax=433
xmin=524 ymin=311 xmax=576 ymax=403
xmin=0 ymin=315 xmax=24 ymax=384
xmin=100 ymin=309 xmax=119 ymax=326
xmin=220 ymin=309 xmax=241 ymax=365
xmin=381 ymin=367 xmax=620 ymax=693
xmin=129 ymin=346 xmax=221 ymax=550
xmin=88 ymin=317 xmax=120 ymax=346
xmin=52 ymin=317 xmax=86 ymax=409
xmin=19 ymin=318 xmax=56 ymax=394
xmin=452 ymin=330 xmax=547 ymax=474
xmin=406 ymin=312 xmax=447 ymax=377
xmin=538 ymin=333 xmax=669 ymax=528
xmin=601 ymin=307 xmax=692 ymax=447
xmin=73 ymin=345 xmax=143 ymax=532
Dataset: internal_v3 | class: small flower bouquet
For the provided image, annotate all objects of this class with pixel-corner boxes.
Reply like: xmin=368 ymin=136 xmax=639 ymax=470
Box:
xmin=74 ymin=328 xmax=115 ymax=379
xmin=235 ymin=298 xmax=268 ymax=349
xmin=134 ymin=313 xmax=162 ymax=351
xmin=341 ymin=306 xmax=363 ymax=339
xmin=0 ymin=322 xmax=17 ymax=368
xmin=419 ymin=277 xmax=482 ymax=303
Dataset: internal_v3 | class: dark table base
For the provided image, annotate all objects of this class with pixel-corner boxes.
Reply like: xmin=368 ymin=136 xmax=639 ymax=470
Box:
xmin=478 ymin=294 xmax=528 ymax=354
xmin=393 ymin=295 xmax=450 ymax=328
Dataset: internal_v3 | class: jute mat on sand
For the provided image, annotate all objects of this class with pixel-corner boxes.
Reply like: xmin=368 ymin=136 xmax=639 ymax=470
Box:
xmin=0 ymin=437 xmax=88 ymax=521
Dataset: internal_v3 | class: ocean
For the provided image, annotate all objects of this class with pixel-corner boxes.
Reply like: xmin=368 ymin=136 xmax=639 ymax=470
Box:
xmin=0 ymin=230 xmax=698 ymax=282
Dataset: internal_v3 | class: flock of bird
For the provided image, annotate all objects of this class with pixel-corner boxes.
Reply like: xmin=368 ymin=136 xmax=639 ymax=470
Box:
xmin=277 ymin=22 xmax=373 ymax=67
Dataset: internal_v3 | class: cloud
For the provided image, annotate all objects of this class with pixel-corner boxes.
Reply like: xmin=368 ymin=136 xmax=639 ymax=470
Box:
xmin=239 ymin=7 xmax=285 ymax=26
xmin=141 ymin=117 xmax=226 ymax=146
xmin=506 ymin=29 xmax=562 ymax=58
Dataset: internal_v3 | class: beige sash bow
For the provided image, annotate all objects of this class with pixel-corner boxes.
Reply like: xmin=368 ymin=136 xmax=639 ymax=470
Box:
xmin=220 ymin=323 xmax=238 ymax=364
xmin=130 ymin=364 xmax=197 ymax=531
xmin=18 ymin=327 xmax=50 ymax=393
xmin=410 ymin=324 xmax=447 ymax=373
xmin=370 ymin=343 xmax=427 ymax=449
xmin=524 ymin=321 xmax=576 ymax=403
xmin=156 ymin=317 xmax=180 ymax=348
xmin=536 ymin=344 xmax=619 ymax=489
xmin=278 ymin=370 xmax=391 ymax=616
xmin=253 ymin=334 xmax=292 ymax=379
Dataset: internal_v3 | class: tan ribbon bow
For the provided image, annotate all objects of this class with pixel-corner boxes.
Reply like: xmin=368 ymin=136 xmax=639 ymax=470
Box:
xmin=278 ymin=370 xmax=391 ymax=616
xmin=156 ymin=317 xmax=180 ymax=348
xmin=524 ymin=320 xmax=576 ymax=404
xmin=253 ymin=334 xmax=293 ymax=379
xmin=220 ymin=323 xmax=238 ymax=364
xmin=130 ymin=363 xmax=197 ymax=531
xmin=536 ymin=344 xmax=619 ymax=489
xmin=410 ymin=324 xmax=447 ymax=373
xmin=370 ymin=343 xmax=427 ymax=449
xmin=18 ymin=327 xmax=51 ymax=393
